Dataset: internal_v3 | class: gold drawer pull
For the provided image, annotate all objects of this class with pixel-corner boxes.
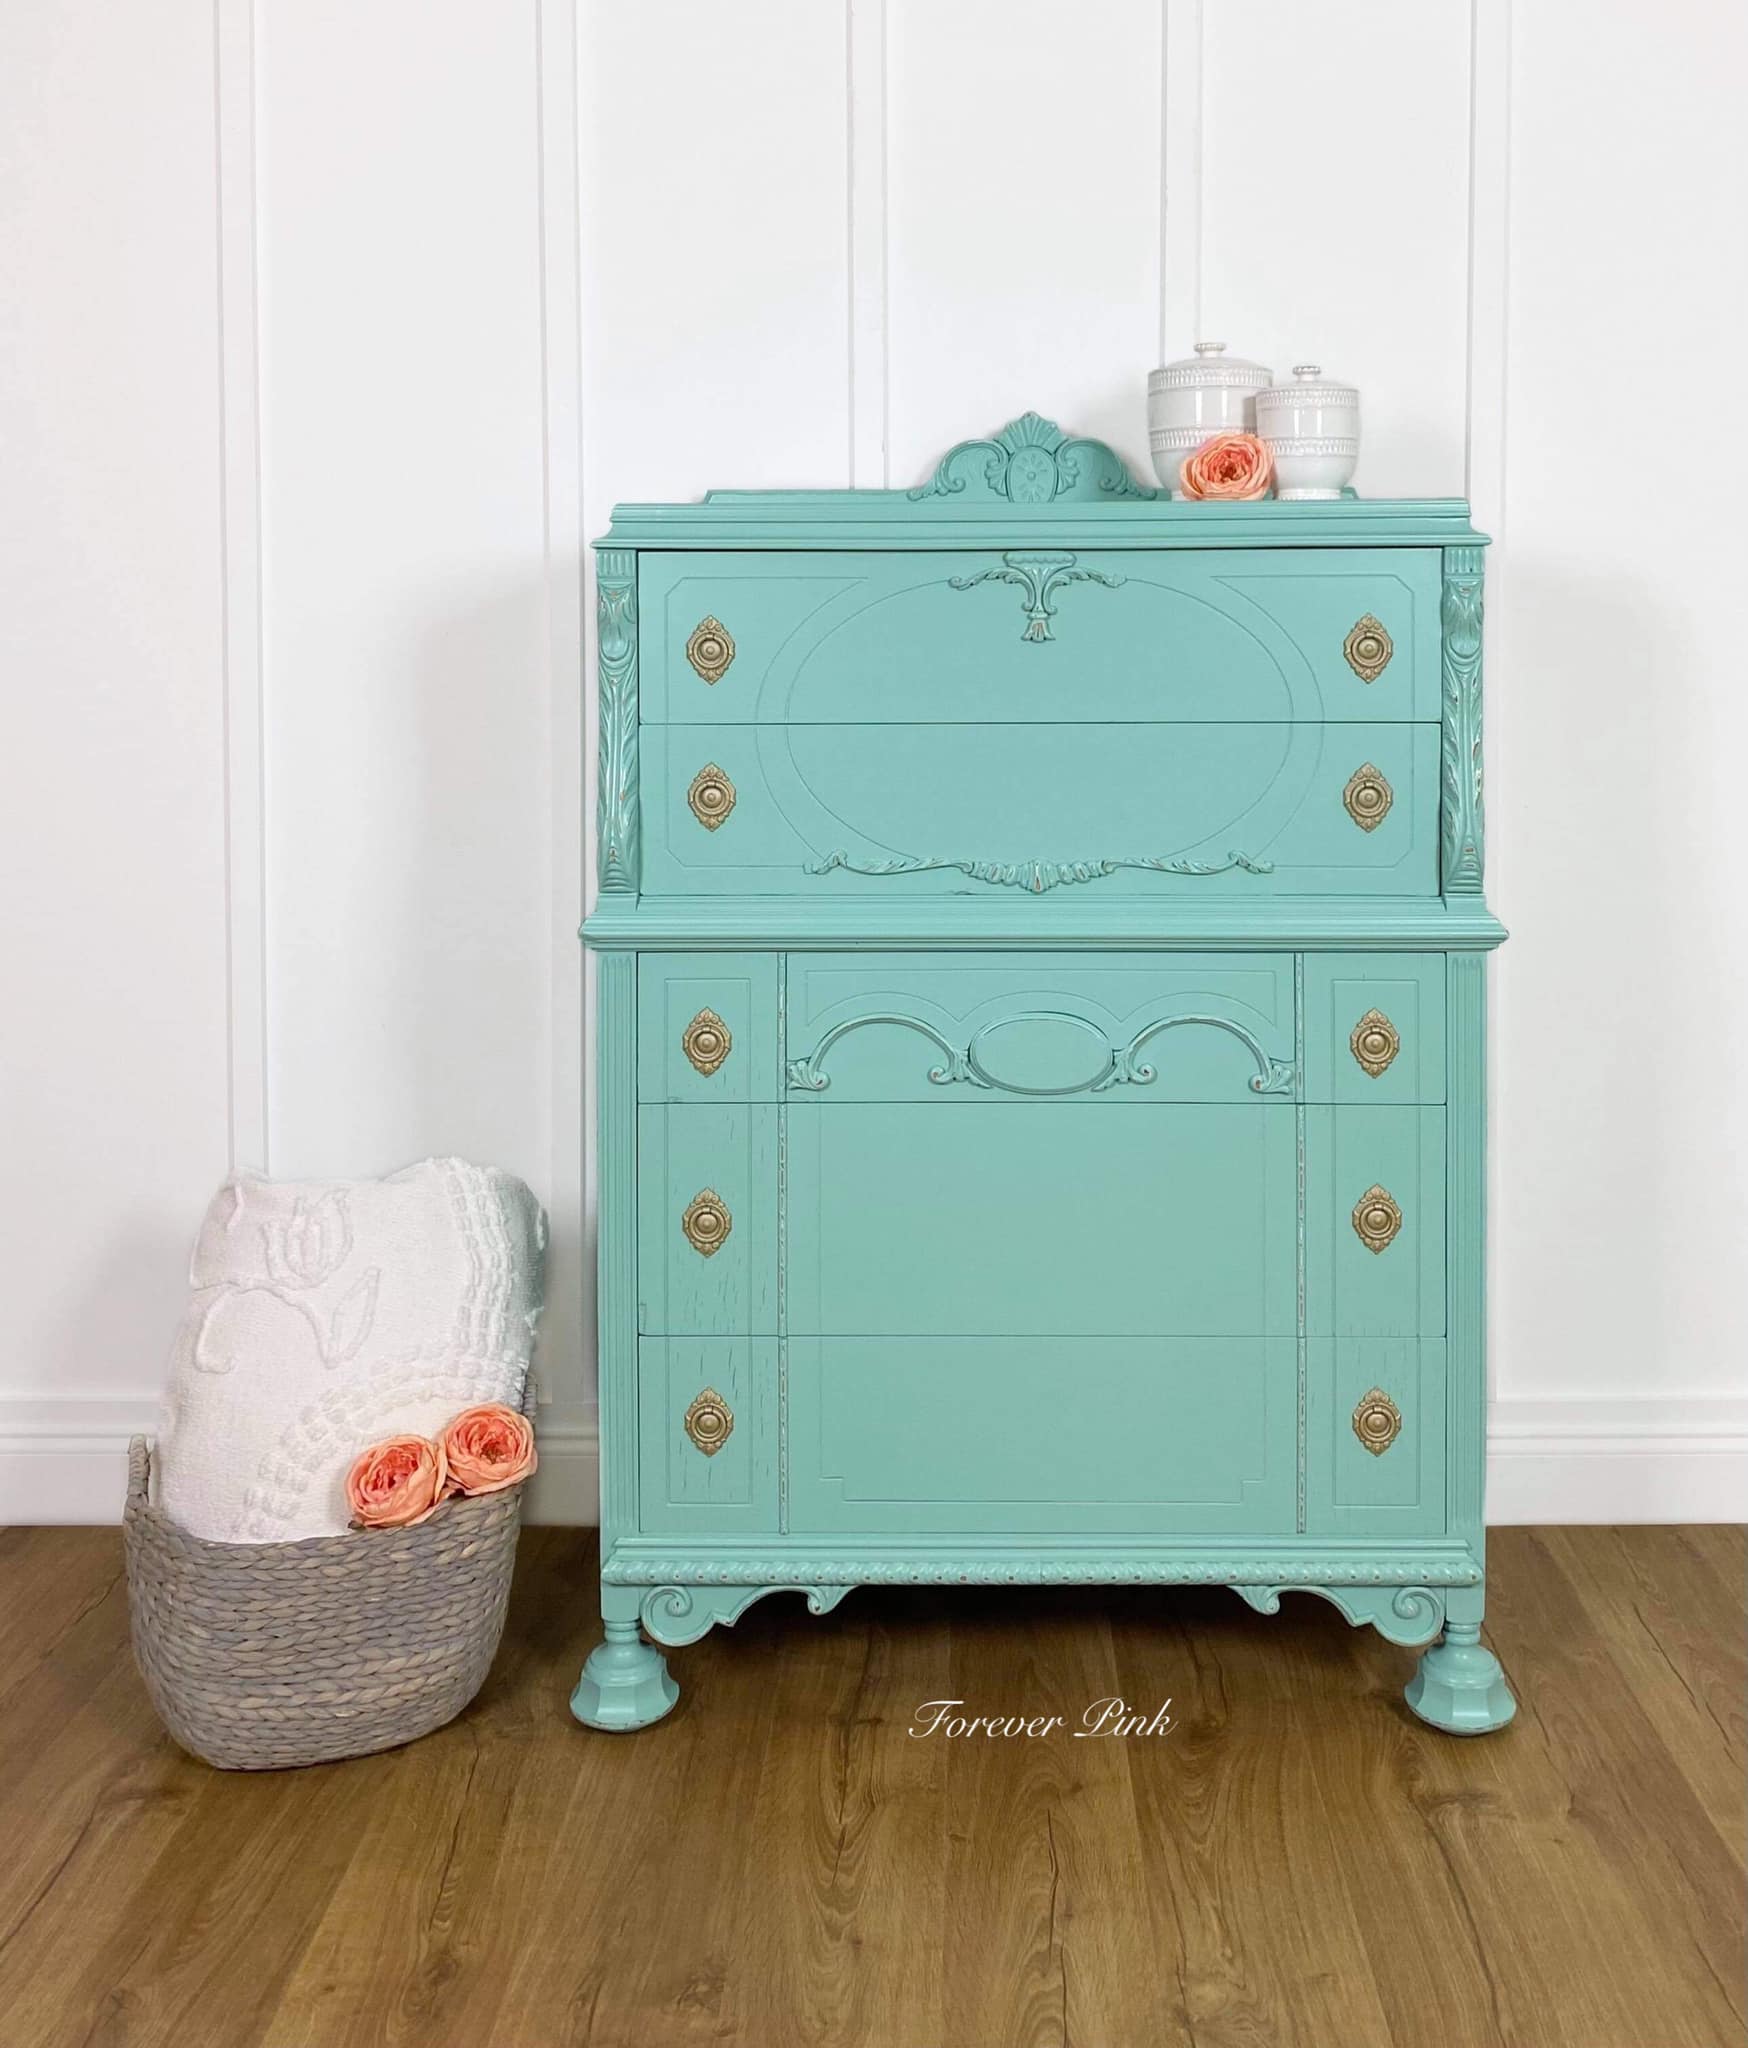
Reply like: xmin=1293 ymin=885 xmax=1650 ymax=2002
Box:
xmin=1343 ymin=763 xmax=1393 ymax=831
xmin=1352 ymin=1185 xmax=1402 ymax=1254
xmin=688 ymin=763 xmax=736 ymax=830
xmin=1352 ymin=1387 xmax=1402 ymax=1455
xmin=686 ymin=616 xmax=735 ymax=684
xmin=681 ymin=1189 xmax=732 ymax=1257
xmin=682 ymin=1008 xmax=732 ymax=1077
xmin=684 ymin=1386 xmax=734 ymax=1456
xmin=1344 ymin=615 xmax=1393 ymax=682
xmin=1350 ymin=1009 xmax=1400 ymax=1078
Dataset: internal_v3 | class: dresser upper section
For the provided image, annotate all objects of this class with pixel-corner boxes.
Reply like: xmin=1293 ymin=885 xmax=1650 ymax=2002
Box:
xmin=588 ymin=415 xmax=1495 ymax=949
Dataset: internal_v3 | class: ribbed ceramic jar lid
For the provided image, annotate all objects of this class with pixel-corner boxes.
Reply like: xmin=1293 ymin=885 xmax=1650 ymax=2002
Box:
xmin=1149 ymin=341 xmax=1272 ymax=391
xmin=1259 ymin=363 xmax=1359 ymax=408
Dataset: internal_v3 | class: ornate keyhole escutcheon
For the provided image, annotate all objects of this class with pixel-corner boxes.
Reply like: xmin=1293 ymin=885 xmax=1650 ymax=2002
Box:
xmin=683 ymin=1386 xmax=734 ymax=1456
xmin=687 ymin=763 xmax=736 ymax=831
xmin=1352 ymin=1387 xmax=1402 ymax=1455
xmin=1344 ymin=615 xmax=1393 ymax=682
xmin=681 ymin=1189 xmax=732 ymax=1257
xmin=686 ymin=616 xmax=735 ymax=684
xmin=1343 ymin=763 xmax=1393 ymax=832
xmin=682 ymin=1008 xmax=732 ymax=1077
xmin=1352 ymin=1185 xmax=1403 ymax=1255
xmin=1350 ymin=1009 xmax=1400 ymax=1078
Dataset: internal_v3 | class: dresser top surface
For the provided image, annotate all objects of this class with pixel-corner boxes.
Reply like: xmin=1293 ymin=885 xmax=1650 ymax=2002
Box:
xmin=598 ymin=412 xmax=1489 ymax=553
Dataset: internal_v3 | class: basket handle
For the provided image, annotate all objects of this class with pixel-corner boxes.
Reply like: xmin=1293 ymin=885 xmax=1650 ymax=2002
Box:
xmin=127 ymin=1435 xmax=151 ymax=1509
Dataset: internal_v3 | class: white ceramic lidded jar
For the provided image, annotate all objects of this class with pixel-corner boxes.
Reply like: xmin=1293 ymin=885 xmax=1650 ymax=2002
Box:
xmin=1147 ymin=342 xmax=1273 ymax=494
xmin=1255 ymin=364 xmax=1361 ymax=500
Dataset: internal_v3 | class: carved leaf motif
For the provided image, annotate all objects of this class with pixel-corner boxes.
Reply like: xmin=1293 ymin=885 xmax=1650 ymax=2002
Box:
xmin=807 ymin=849 xmax=1273 ymax=893
xmin=1441 ymin=547 xmax=1485 ymax=891
xmin=596 ymin=553 xmax=639 ymax=892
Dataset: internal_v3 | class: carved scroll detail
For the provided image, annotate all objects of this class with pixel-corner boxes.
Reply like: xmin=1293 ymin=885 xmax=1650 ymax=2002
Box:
xmin=1441 ymin=544 xmax=1485 ymax=892
xmin=596 ymin=549 xmax=638 ymax=893
xmin=806 ymin=849 xmax=1273 ymax=894
xmin=786 ymin=1010 xmax=1294 ymax=1098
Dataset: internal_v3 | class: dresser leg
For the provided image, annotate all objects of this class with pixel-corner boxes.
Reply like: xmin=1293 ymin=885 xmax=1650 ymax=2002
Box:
xmin=1404 ymin=1616 xmax=1517 ymax=1736
xmin=571 ymin=1594 xmax=680 ymax=1733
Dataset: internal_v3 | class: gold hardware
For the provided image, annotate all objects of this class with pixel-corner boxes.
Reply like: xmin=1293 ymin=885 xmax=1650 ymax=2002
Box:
xmin=682 ymin=1008 xmax=732 ymax=1077
xmin=681 ymin=1188 xmax=732 ymax=1257
xmin=687 ymin=763 xmax=736 ymax=830
xmin=686 ymin=616 xmax=735 ymax=684
xmin=1352 ymin=1185 xmax=1403 ymax=1255
xmin=1352 ymin=1387 xmax=1402 ymax=1456
xmin=684 ymin=1386 xmax=734 ymax=1456
xmin=1343 ymin=763 xmax=1393 ymax=831
xmin=1350 ymin=1009 xmax=1400 ymax=1078
xmin=1344 ymin=615 xmax=1393 ymax=682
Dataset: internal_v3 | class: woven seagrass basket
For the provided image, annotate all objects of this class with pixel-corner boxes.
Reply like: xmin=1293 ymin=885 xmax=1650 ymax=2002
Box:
xmin=124 ymin=1421 xmax=529 ymax=1771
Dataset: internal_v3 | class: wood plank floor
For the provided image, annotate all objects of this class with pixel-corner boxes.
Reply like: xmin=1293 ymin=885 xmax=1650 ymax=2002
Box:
xmin=0 ymin=1526 xmax=1739 ymax=2048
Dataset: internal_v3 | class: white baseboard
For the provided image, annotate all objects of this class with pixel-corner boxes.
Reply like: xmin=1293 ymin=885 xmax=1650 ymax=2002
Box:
xmin=0 ymin=1394 xmax=1741 ymax=1529
xmin=1483 ymin=1395 xmax=1747 ymax=1525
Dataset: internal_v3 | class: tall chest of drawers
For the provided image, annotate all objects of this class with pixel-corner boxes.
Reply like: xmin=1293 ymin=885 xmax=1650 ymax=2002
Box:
xmin=572 ymin=414 xmax=1515 ymax=1736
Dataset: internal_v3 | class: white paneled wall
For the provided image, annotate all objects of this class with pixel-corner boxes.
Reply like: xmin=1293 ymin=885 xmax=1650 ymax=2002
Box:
xmin=1 ymin=0 xmax=230 ymax=1516
xmin=3 ymin=0 xmax=1743 ymax=1521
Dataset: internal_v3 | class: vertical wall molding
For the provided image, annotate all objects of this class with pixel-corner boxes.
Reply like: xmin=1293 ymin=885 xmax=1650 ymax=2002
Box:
xmin=540 ymin=0 xmax=587 ymax=1420
xmin=847 ymin=0 xmax=889 ymax=486
xmin=215 ymin=0 xmax=267 ymax=1172
xmin=1160 ymin=0 xmax=1204 ymax=351
xmin=1465 ymin=0 xmax=1511 ymax=1417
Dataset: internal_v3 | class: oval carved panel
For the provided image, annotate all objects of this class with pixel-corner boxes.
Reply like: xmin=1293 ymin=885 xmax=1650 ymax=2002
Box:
xmin=962 ymin=1012 xmax=1116 ymax=1096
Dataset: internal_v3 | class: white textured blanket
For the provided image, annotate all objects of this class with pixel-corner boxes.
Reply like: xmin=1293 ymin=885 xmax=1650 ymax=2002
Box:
xmin=157 ymin=1159 xmax=545 ymax=1542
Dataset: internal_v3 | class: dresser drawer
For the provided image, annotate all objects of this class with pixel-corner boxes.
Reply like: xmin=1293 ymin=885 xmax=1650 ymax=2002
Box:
xmin=638 ymin=953 xmax=779 ymax=1102
xmin=637 ymin=1106 xmax=777 ymax=1335
xmin=1306 ymin=1337 xmax=1446 ymax=1535
xmin=1303 ymin=954 xmax=1446 ymax=1103
xmin=786 ymin=1102 xmax=1298 ymax=1336
xmin=786 ymin=1336 xmax=1296 ymax=1536
xmin=642 ymin=722 xmax=1439 ymax=897
xmin=640 ymin=549 xmax=1439 ymax=724
xmin=1305 ymin=1106 xmax=1445 ymax=1336
xmin=637 ymin=1338 xmax=777 ymax=1534
xmin=786 ymin=952 xmax=1293 ymax=1102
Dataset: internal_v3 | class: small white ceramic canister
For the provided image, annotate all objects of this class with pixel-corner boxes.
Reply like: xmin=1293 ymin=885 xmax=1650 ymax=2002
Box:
xmin=1255 ymin=364 xmax=1361 ymax=499
xmin=1147 ymin=341 xmax=1273 ymax=494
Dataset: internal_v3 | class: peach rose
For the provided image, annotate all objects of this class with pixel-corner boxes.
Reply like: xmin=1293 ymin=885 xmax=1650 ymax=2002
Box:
xmin=1180 ymin=431 xmax=1274 ymax=501
xmin=345 ymin=1434 xmax=449 ymax=1529
xmin=441 ymin=1403 xmax=537 ymax=1497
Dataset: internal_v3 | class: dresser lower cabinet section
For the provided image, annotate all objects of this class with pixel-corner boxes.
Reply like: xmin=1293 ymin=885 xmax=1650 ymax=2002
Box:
xmin=576 ymin=942 xmax=1507 ymax=1737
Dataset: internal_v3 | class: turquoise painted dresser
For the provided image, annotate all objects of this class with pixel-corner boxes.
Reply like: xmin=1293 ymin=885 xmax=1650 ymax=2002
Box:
xmin=572 ymin=413 xmax=1515 ymax=1737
